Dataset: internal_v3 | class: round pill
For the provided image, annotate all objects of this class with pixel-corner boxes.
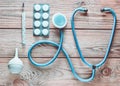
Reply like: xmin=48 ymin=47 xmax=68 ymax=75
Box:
xmin=42 ymin=5 xmax=49 ymax=11
xmin=34 ymin=21 xmax=41 ymax=27
xmin=42 ymin=29 xmax=49 ymax=36
xmin=34 ymin=13 xmax=41 ymax=19
xmin=34 ymin=29 xmax=41 ymax=35
xmin=34 ymin=4 xmax=41 ymax=11
xmin=42 ymin=21 xmax=49 ymax=27
xmin=42 ymin=13 xmax=49 ymax=19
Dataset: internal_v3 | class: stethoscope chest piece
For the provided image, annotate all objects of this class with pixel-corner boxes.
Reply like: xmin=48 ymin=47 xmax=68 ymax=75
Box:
xmin=52 ymin=13 xmax=67 ymax=29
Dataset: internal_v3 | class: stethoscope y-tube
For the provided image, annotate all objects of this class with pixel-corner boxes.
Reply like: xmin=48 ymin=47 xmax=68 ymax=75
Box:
xmin=28 ymin=7 xmax=116 ymax=82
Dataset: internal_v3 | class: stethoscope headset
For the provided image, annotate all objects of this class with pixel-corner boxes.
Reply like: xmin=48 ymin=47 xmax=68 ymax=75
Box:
xmin=28 ymin=7 xmax=117 ymax=82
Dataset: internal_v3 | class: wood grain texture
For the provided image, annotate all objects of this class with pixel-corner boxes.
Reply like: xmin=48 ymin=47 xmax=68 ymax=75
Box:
xmin=0 ymin=0 xmax=120 ymax=29
xmin=0 ymin=29 xmax=119 ymax=58
xmin=0 ymin=58 xmax=120 ymax=86
xmin=0 ymin=0 xmax=120 ymax=85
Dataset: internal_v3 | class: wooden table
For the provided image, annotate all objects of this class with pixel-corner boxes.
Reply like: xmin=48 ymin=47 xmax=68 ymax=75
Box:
xmin=0 ymin=0 xmax=120 ymax=86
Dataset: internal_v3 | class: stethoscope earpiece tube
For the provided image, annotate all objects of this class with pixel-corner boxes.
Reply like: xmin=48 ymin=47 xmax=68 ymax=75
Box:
xmin=95 ymin=8 xmax=117 ymax=68
xmin=71 ymin=6 xmax=116 ymax=75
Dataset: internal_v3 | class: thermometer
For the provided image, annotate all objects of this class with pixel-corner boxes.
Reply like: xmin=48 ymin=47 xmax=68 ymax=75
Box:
xmin=22 ymin=3 xmax=26 ymax=45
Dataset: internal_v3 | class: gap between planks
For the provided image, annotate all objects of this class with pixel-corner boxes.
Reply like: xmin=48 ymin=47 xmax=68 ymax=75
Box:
xmin=0 ymin=29 xmax=119 ymax=58
xmin=0 ymin=0 xmax=120 ymax=29
xmin=0 ymin=58 xmax=120 ymax=86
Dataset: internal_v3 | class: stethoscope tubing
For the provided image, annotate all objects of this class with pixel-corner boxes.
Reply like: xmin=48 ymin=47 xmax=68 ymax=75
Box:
xmin=28 ymin=30 xmax=63 ymax=67
xmin=71 ymin=7 xmax=117 ymax=69
xmin=28 ymin=29 xmax=96 ymax=82
xmin=28 ymin=7 xmax=116 ymax=82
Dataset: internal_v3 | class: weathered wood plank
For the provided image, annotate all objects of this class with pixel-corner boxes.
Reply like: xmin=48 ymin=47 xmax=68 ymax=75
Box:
xmin=0 ymin=58 xmax=120 ymax=86
xmin=0 ymin=0 xmax=120 ymax=29
xmin=0 ymin=0 xmax=119 ymax=86
xmin=0 ymin=29 xmax=119 ymax=58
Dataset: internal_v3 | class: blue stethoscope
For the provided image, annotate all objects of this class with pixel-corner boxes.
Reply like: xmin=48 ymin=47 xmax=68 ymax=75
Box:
xmin=28 ymin=7 xmax=116 ymax=82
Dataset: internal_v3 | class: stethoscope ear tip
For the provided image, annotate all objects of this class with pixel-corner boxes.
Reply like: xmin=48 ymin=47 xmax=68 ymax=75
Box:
xmin=100 ymin=7 xmax=112 ymax=12
xmin=79 ymin=7 xmax=88 ymax=13
xmin=83 ymin=8 xmax=88 ymax=12
xmin=100 ymin=8 xmax=104 ymax=12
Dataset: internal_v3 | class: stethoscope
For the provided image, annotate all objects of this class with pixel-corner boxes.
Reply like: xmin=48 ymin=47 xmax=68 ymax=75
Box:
xmin=28 ymin=7 xmax=116 ymax=82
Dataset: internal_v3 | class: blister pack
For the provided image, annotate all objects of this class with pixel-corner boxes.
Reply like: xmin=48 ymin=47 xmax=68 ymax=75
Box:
xmin=33 ymin=4 xmax=50 ymax=36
